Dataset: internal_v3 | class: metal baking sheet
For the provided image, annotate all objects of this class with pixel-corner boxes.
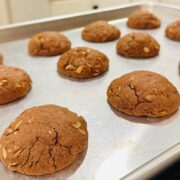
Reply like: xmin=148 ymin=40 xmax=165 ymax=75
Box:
xmin=0 ymin=2 xmax=180 ymax=180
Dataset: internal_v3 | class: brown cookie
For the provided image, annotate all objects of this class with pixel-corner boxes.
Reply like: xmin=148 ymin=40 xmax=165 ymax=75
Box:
xmin=165 ymin=20 xmax=180 ymax=42
xmin=82 ymin=20 xmax=120 ymax=42
xmin=28 ymin=31 xmax=71 ymax=56
xmin=127 ymin=10 xmax=161 ymax=29
xmin=57 ymin=47 xmax=109 ymax=79
xmin=0 ymin=104 xmax=88 ymax=176
xmin=116 ymin=32 xmax=160 ymax=58
xmin=0 ymin=65 xmax=32 ymax=105
xmin=107 ymin=71 xmax=180 ymax=118
xmin=0 ymin=53 xmax=3 ymax=64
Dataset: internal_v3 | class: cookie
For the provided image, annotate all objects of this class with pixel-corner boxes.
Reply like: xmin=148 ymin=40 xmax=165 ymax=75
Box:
xmin=57 ymin=47 xmax=109 ymax=78
xmin=116 ymin=32 xmax=160 ymax=58
xmin=0 ymin=104 xmax=88 ymax=176
xmin=165 ymin=20 xmax=180 ymax=42
xmin=82 ymin=20 xmax=120 ymax=42
xmin=0 ymin=53 xmax=3 ymax=64
xmin=127 ymin=10 xmax=161 ymax=29
xmin=107 ymin=71 xmax=180 ymax=117
xmin=0 ymin=65 xmax=32 ymax=105
xmin=28 ymin=31 xmax=71 ymax=56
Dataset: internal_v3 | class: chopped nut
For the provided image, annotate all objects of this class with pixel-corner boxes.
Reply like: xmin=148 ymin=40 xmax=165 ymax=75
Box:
xmin=76 ymin=66 xmax=83 ymax=73
xmin=2 ymin=147 xmax=7 ymax=159
xmin=10 ymin=162 xmax=18 ymax=166
xmin=130 ymin=76 xmax=135 ymax=81
xmin=92 ymin=73 xmax=99 ymax=76
xmin=94 ymin=69 xmax=100 ymax=73
xmin=48 ymin=130 xmax=52 ymax=134
xmin=145 ymin=95 xmax=155 ymax=101
xmin=85 ymin=62 xmax=92 ymax=67
xmin=153 ymin=88 xmax=158 ymax=92
xmin=15 ymin=121 xmax=22 ymax=129
xmin=72 ymin=121 xmax=81 ymax=129
xmin=118 ymin=87 xmax=121 ymax=91
xmin=14 ymin=145 xmax=20 ymax=150
xmin=160 ymin=111 xmax=167 ymax=115
xmin=143 ymin=47 xmax=150 ymax=53
xmin=2 ymin=79 xmax=7 ymax=83
xmin=86 ymin=49 xmax=91 ymax=53
xmin=15 ymin=83 xmax=22 ymax=88
xmin=0 ymin=79 xmax=8 ymax=86
xmin=78 ymin=128 xmax=86 ymax=135
xmin=6 ymin=128 xmax=13 ymax=134
xmin=14 ymin=149 xmax=22 ymax=157
xmin=129 ymin=83 xmax=134 ymax=89
xmin=14 ymin=131 xmax=18 ymax=135
xmin=81 ymin=52 xmax=87 ymax=55
xmin=65 ymin=64 xmax=76 ymax=70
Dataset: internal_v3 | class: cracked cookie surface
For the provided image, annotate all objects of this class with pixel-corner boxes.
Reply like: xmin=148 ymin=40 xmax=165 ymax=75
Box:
xmin=0 ymin=65 xmax=32 ymax=105
xmin=127 ymin=10 xmax=161 ymax=29
xmin=165 ymin=20 xmax=180 ymax=42
xmin=57 ymin=47 xmax=109 ymax=78
xmin=107 ymin=71 xmax=180 ymax=118
xmin=28 ymin=31 xmax=71 ymax=56
xmin=116 ymin=32 xmax=160 ymax=58
xmin=0 ymin=104 xmax=88 ymax=176
xmin=82 ymin=20 xmax=120 ymax=42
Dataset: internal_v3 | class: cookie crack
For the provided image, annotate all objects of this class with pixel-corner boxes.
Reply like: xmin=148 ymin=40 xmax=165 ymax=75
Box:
xmin=22 ymin=138 xmax=38 ymax=167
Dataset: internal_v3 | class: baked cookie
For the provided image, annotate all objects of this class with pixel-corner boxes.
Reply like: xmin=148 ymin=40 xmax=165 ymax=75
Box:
xmin=0 ymin=104 xmax=88 ymax=176
xmin=127 ymin=10 xmax=161 ymax=29
xmin=82 ymin=20 xmax=120 ymax=42
xmin=107 ymin=71 xmax=180 ymax=118
xmin=28 ymin=31 xmax=71 ymax=56
xmin=0 ymin=53 xmax=3 ymax=64
xmin=57 ymin=47 xmax=109 ymax=78
xmin=165 ymin=20 xmax=180 ymax=42
xmin=0 ymin=65 xmax=32 ymax=105
xmin=116 ymin=32 xmax=160 ymax=58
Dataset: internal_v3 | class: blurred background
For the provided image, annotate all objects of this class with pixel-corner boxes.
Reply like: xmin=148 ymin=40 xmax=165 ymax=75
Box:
xmin=0 ymin=0 xmax=179 ymax=26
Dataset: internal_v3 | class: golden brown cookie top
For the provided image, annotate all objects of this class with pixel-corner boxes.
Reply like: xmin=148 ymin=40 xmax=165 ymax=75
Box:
xmin=0 ymin=65 xmax=32 ymax=105
xmin=165 ymin=20 xmax=180 ymax=41
xmin=82 ymin=20 xmax=120 ymax=42
xmin=116 ymin=32 xmax=160 ymax=58
xmin=107 ymin=71 xmax=180 ymax=118
xmin=0 ymin=104 xmax=88 ymax=176
xmin=28 ymin=31 xmax=71 ymax=56
xmin=0 ymin=53 xmax=3 ymax=64
xmin=127 ymin=10 xmax=161 ymax=29
xmin=57 ymin=47 xmax=109 ymax=78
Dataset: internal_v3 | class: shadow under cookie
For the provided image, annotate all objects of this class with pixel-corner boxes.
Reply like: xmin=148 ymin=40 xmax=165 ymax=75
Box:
xmin=57 ymin=69 xmax=108 ymax=83
xmin=108 ymin=101 xmax=177 ymax=125
xmin=0 ymin=147 xmax=88 ymax=180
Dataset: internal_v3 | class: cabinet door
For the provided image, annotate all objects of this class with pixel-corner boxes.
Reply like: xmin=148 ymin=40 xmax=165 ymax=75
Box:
xmin=159 ymin=0 xmax=180 ymax=5
xmin=91 ymin=0 xmax=131 ymax=8
xmin=50 ymin=0 xmax=92 ymax=16
xmin=9 ymin=0 xmax=49 ymax=23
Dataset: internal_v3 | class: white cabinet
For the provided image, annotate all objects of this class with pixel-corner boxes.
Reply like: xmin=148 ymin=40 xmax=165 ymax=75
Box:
xmin=91 ymin=0 xmax=132 ymax=8
xmin=51 ymin=0 xmax=92 ymax=16
xmin=0 ymin=0 xmax=180 ymax=24
xmin=8 ymin=0 xmax=49 ymax=23
xmin=159 ymin=0 xmax=180 ymax=5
